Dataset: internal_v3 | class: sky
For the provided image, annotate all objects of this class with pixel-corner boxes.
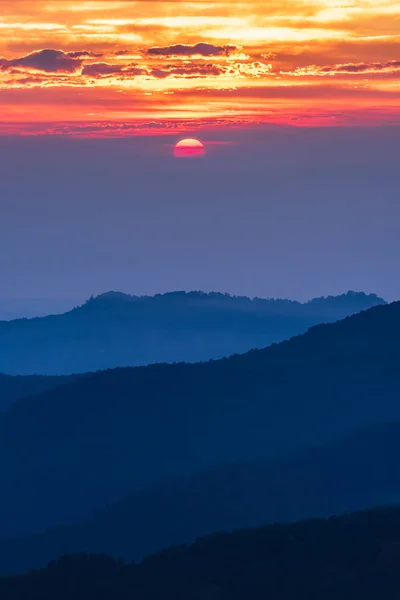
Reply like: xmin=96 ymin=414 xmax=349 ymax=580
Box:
xmin=0 ymin=1 xmax=399 ymax=317
xmin=1 ymin=0 xmax=400 ymax=131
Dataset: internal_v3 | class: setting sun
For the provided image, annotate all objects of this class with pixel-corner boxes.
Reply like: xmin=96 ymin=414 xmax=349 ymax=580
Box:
xmin=174 ymin=138 xmax=205 ymax=158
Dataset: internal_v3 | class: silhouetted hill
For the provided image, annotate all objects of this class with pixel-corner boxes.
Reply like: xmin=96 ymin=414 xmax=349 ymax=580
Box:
xmin=0 ymin=297 xmax=82 ymax=321
xmin=0 ymin=373 xmax=78 ymax=412
xmin=2 ymin=507 xmax=400 ymax=599
xmin=1 ymin=422 xmax=400 ymax=576
xmin=0 ymin=290 xmax=385 ymax=374
xmin=0 ymin=301 xmax=399 ymax=538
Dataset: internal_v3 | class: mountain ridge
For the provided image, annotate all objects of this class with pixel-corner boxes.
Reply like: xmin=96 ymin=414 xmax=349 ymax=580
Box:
xmin=2 ymin=506 xmax=400 ymax=599
xmin=0 ymin=290 xmax=386 ymax=375
xmin=0 ymin=301 xmax=399 ymax=538
xmin=1 ymin=420 xmax=400 ymax=576
xmin=0 ymin=373 xmax=79 ymax=412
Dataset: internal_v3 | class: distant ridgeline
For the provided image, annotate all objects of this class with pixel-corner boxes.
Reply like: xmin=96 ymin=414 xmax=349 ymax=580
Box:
xmin=1 ymin=421 xmax=400 ymax=576
xmin=1 ymin=301 xmax=400 ymax=545
xmin=2 ymin=507 xmax=400 ymax=599
xmin=0 ymin=290 xmax=386 ymax=374
xmin=0 ymin=373 xmax=80 ymax=412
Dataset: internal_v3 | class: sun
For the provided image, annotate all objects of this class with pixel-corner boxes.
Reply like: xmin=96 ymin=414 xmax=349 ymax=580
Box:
xmin=174 ymin=138 xmax=205 ymax=158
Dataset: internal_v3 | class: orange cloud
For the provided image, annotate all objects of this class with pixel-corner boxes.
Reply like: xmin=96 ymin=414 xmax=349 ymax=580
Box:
xmin=0 ymin=0 xmax=399 ymax=133
xmin=147 ymin=43 xmax=239 ymax=57
xmin=284 ymin=60 xmax=400 ymax=77
xmin=1 ymin=49 xmax=85 ymax=73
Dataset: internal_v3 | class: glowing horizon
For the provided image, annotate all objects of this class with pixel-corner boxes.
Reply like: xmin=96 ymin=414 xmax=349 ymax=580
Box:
xmin=1 ymin=0 xmax=400 ymax=135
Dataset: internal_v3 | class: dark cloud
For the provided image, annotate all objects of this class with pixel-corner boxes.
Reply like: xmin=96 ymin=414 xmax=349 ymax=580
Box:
xmin=150 ymin=61 xmax=271 ymax=80
xmin=67 ymin=51 xmax=103 ymax=59
xmin=82 ymin=61 xmax=227 ymax=81
xmin=320 ymin=60 xmax=400 ymax=74
xmin=2 ymin=49 xmax=84 ymax=73
xmin=147 ymin=43 xmax=238 ymax=57
xmin=286 ymin=60 xmax=400 ymax=77
xmin=81 ymin=62 xmax=146 ymax=78
xmin=151 ymin=62 xmax=225 ymax=79
xmin=81 ymin=62 xmax=124 ymax=77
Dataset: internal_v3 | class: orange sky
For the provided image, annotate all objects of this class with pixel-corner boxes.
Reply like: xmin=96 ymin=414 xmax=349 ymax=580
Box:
xmin=1 ymin=0 xmax=400 ymax=134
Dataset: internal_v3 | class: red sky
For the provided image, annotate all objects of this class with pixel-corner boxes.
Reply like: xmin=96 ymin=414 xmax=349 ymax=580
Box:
xmin=1 ymin=0 xmax=400 ymax=134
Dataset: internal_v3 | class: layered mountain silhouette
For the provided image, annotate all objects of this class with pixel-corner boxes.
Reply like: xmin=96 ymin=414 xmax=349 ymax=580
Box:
xmin=1 ymin=422 xmax=400 ymax=576
xmin=0 ymin=290 xmax=385 ymax=375
xmin=0 ymin=373 xmax=79 ymax=412
xmin=0 ymin=300 xmax=400 ymax=539
xmin=2 ymin=507 xmax=400 ymax=599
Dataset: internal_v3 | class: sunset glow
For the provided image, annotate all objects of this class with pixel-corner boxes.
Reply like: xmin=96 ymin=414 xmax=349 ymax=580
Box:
xmin=174 ymin=138 xmax=205 ymax=158
xmin=1 ymin=0 xmax=400 ymax=135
